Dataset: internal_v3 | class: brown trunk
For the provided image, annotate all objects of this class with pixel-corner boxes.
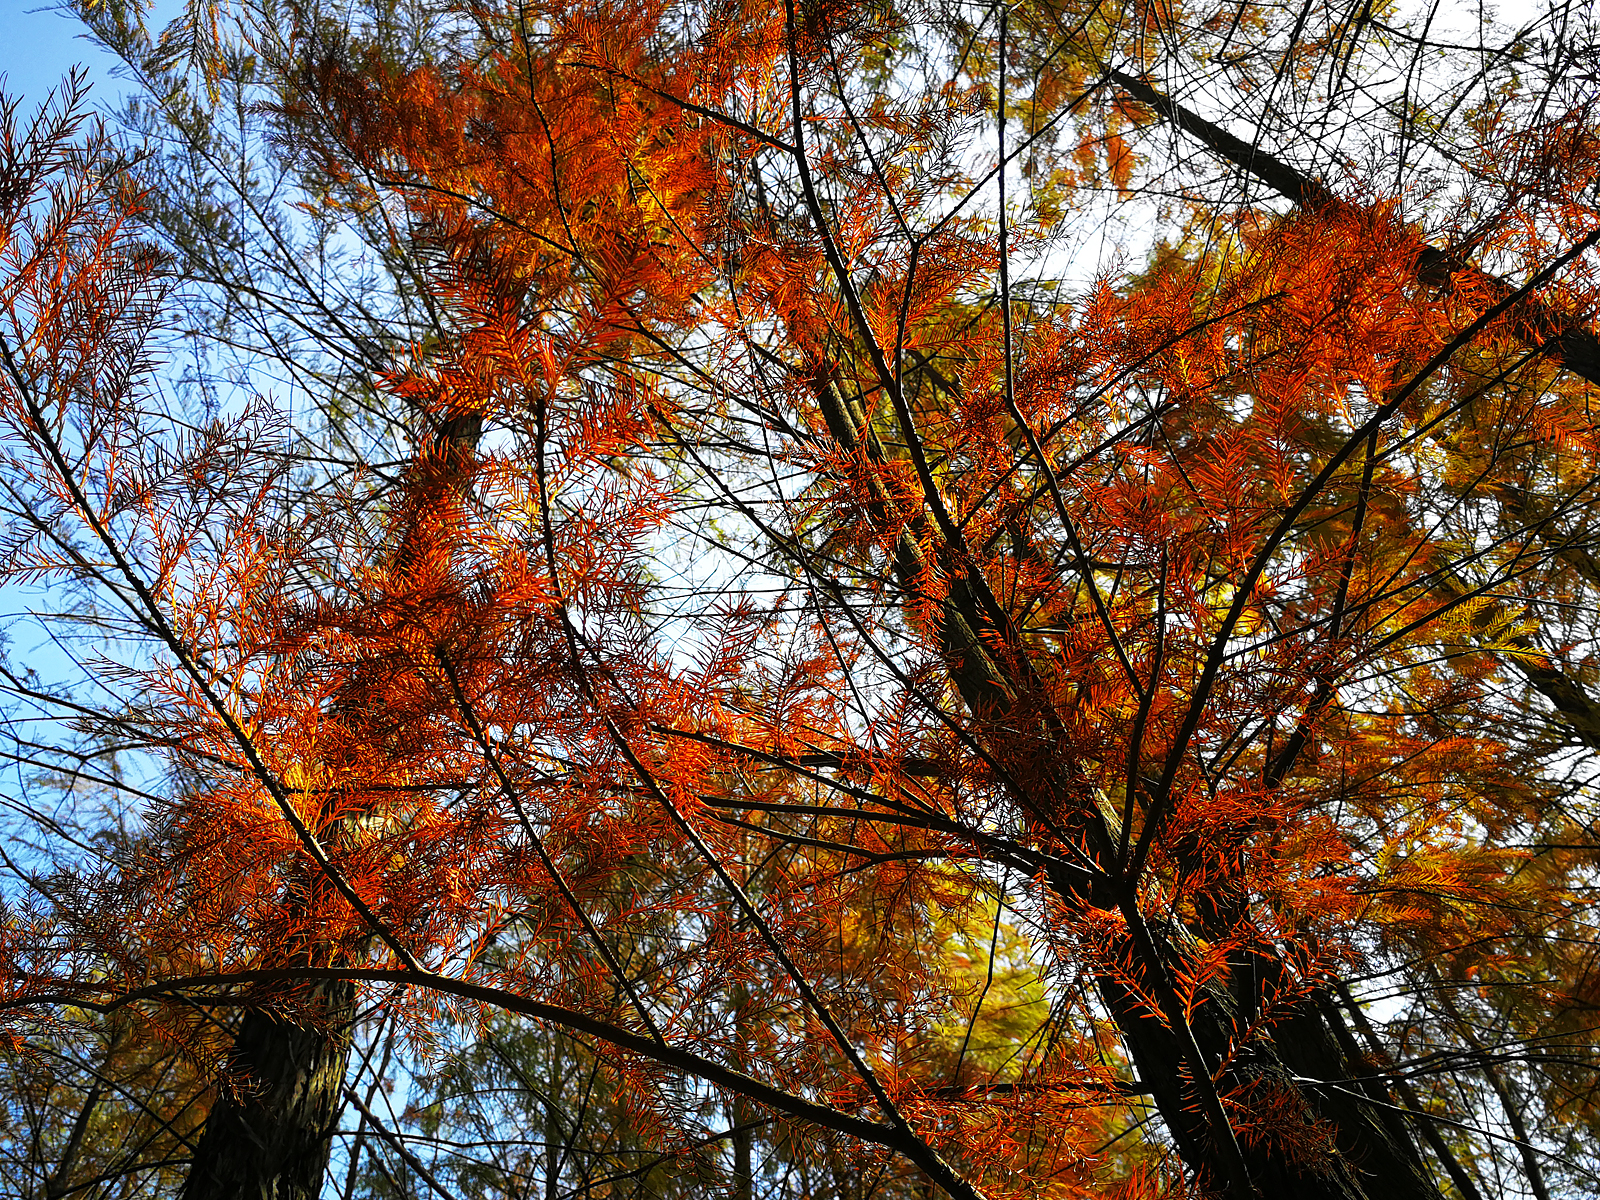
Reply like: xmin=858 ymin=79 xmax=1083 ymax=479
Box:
xmin=40 ymin=1082 xmax=102 ymax=1200
xmin=177 ymin=395 xmax=483 ymax=1200
xmin=543 ymin=1095 xmax=562 ymax=1200
xmin=1087 ymin=926 xmax=1443 ymax=1200
xmin=732 ymin=1099 xmax=755 ymax=1200
xmin=179 ymin=978 xmax=356 ymax=1200
xmin=732 ymin=984 xmax=755 ymax=1200
xmin=815 ymin=372 xmax=1446 ymax=1198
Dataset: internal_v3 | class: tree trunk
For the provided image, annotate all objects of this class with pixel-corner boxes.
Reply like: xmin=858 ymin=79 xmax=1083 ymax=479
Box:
xmin=732 ymin=985 xmax=755 ymax=1200
xmin=40 ymin=1081 xmax=102 ymax=1200
xmin=179 ymin=977 xmax=356 ymax=1200
xmin=814 ymin=368 xmax=1448 ymax=1198
xmin=1086 ymin=924 xmax=1443 ymax=1200
xmin=177 ymin=397 xmax=483 ymax=1200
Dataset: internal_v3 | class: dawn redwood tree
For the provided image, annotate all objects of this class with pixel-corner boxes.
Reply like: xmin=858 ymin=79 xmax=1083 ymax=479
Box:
xmin=3 ymin=1 xmax=1600 ymax=1198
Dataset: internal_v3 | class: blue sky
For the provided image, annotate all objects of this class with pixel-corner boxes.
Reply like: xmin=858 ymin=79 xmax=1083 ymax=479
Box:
xmin=3 ymin=1 xmax=183 ymax=111
xmin=0 ymin=2 xmax=188 ymax=749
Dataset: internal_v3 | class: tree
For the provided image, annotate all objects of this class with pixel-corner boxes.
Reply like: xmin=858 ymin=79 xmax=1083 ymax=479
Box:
xmin=3 ymin=0 xmax=1599 ymax=1198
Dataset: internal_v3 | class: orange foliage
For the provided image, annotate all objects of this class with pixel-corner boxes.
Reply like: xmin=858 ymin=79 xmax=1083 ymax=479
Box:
xmin=3 ymin=2 xmax=1600 ymax=1198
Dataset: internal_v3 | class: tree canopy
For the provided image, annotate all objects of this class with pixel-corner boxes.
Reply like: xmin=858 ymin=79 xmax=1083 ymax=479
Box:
xmin=2 ymin=1 xmax=1599 ymax=1197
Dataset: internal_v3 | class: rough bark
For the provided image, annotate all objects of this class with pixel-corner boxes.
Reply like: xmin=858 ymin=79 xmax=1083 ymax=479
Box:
xmin=178 ymin=978 xmax=357 ymax=1200
xmin=176 ymin=389 xmax=485 ymax=1200
xmin=814 ymin=371 xmax=1444 ymax=1199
